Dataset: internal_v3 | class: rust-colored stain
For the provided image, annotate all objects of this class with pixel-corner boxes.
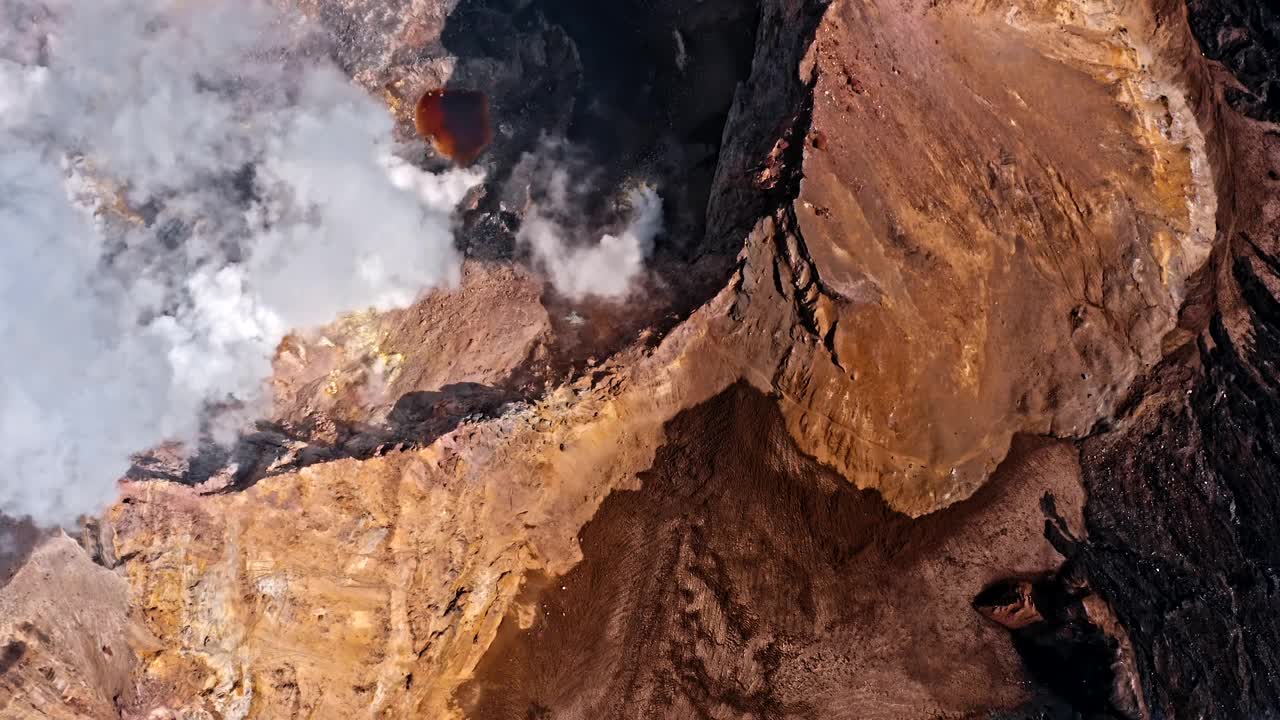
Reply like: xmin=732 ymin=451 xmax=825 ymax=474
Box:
xmin=414 ymin=89 xmax=493 ymax=167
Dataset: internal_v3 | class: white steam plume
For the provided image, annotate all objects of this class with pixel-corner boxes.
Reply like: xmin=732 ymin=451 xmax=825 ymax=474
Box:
xmin=0 ymin=0 xmax=480 ymax=525
xmin=517 ymin=167 xmax=664 ymax=300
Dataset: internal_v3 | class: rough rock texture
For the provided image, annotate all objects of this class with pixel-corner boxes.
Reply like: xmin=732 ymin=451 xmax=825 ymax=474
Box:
xmin=457 ymin=393 xmax=1087 ymax=719
xmin=106 ymin=274 xmax=754 ymax=718
xmin=0 ymin=536 xmax=137 ymax=719
xmin=2 ymin=0 xmax=1276 ymax=718
xmin=774 ymin=0 xmax=1221 ymax=511
xmin=1062 ymin=75 xmax=1280 ymax=719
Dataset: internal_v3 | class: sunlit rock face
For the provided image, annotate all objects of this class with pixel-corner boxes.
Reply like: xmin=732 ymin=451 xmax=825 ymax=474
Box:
xmin=766 ymin=0 xmax=1220 ymax=513
xmin=3 ymin=0 xmax=1277 ymax=718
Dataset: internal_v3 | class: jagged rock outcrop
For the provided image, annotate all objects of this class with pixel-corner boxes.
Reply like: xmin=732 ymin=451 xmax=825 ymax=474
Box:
xmin=2 ymin=0 xmax=1276 ymax=718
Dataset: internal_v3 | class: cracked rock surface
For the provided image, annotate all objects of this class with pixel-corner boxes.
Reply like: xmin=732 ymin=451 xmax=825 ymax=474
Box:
xmin=3 ymin=0 xmax=1279 ymax=718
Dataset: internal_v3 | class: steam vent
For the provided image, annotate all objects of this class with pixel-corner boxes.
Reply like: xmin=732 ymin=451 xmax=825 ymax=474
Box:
xmin=3 ymin=0 xmax=1280 ymax=718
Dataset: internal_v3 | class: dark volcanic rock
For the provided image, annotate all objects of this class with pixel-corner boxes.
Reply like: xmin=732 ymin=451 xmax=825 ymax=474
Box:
xmin=1070 ymin=249 xmax=1280 ymax=717
xmin=440 ymin=0 xmax=765 ymax=265
xmin=1061 ymin=37 xmax=1280 ymax=716
xmin=1186 ymin=0 xmax=1280 ymax=121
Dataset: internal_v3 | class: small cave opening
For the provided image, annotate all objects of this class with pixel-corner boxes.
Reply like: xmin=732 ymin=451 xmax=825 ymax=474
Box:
xmin=438 ymin=0 xmax=762 ymax=263
xmin=973 ymin=572 xmax=1135 ymax=719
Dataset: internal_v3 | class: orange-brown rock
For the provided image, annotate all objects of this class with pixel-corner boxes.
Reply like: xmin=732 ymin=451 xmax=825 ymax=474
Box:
xmin=770 ymin=0 xmax=1221 ymax=511
xmin=2 ymin=0 xmax=1269 ymax=717
xmin=108 ymin=275 xmax=748 ymax=717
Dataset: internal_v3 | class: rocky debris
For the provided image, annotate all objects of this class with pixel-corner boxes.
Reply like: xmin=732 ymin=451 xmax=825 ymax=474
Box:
xmin=126 ymin=260 xmax=552 ymax=490
xmin=270 ymin=260 xmax=553 ymax=422
xmin=1 ymin=0 xmax=1277 ymax=718
xmin=0 ymin=535 xmax=138 ymax=720
xmin=458 ymin=396 xmax=1089 ymax=719
xmin=292 ymin=0 xmax=457 ymax=91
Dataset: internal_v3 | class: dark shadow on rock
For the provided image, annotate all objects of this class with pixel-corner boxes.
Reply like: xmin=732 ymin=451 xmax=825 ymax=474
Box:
xmin=0 ymin=516 xmax=43 ymax=590
xmin=974 ymin=567 xmax=1127 ymax=719
xmin=0 ymin=640 xmax=27 ymax=676
xmin=987 ymin=695 xmax=1088 ymax=720
xmin=386 ymin=382 xmax=511 ymax=434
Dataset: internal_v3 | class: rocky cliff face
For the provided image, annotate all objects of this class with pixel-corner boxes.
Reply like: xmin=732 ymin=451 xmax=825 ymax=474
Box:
xmin=2 ymin=0 xmax=1277 ymax=718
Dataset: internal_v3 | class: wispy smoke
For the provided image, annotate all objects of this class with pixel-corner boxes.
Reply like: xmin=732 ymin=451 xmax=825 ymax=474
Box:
xmin=0 ymin=0 xmax=479 ymax=525
xmin=516 ymin=164 xmax=664 ymax=301
xmin=0 ymin=526 xmax=15 ymax=559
